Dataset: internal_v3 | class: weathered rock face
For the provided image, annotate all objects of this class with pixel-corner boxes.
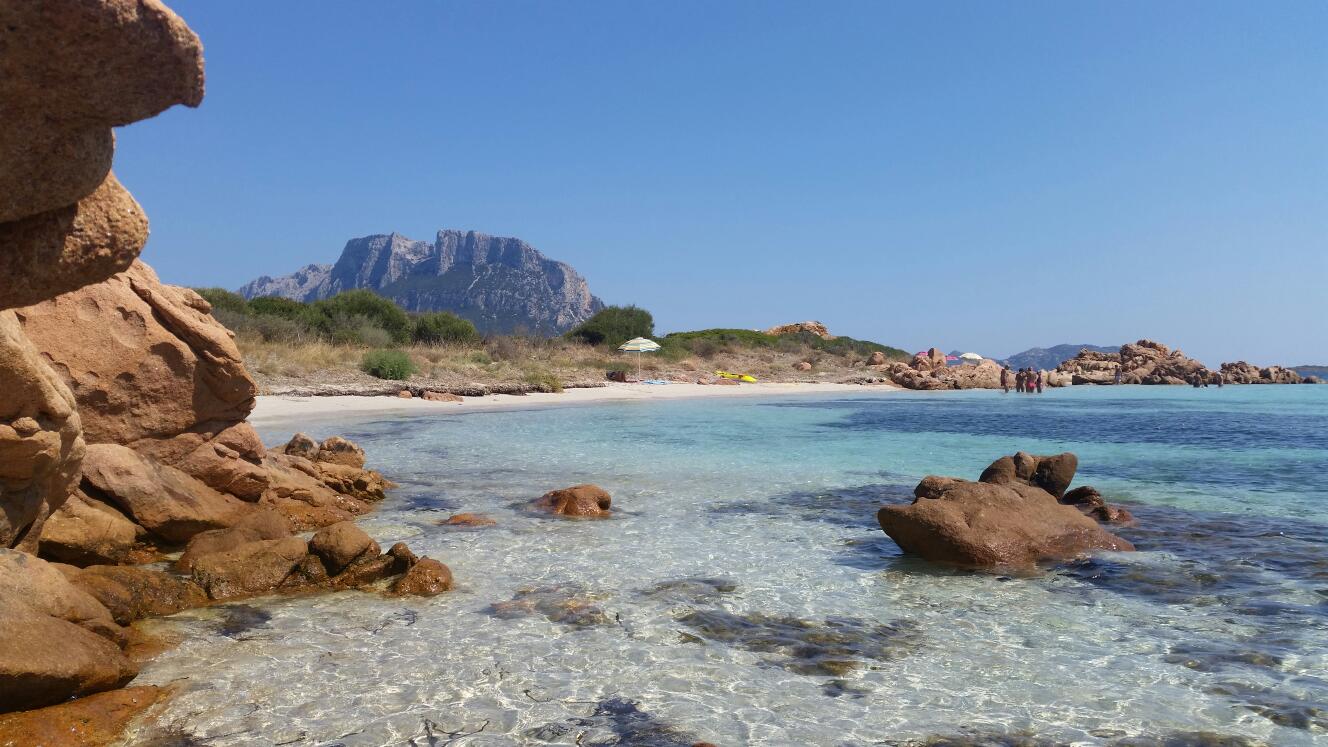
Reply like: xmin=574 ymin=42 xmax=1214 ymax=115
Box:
xmin=37 ymin=490 xmax=144 ymax=565
xmin=876 ymin=454 xmax=1133 ymax=568
xmin=533 ymin=484 xmax=613 ymax=517
xmin=16 ymin=260 xmax=257 ymax=449
xmin=765 ymin=321 xmax=835 ymax=340
xmin=81 ymin=443 xmax=248 ymax=545
xmin=190 ymin=536 xmax=311 ymax=601
xmin=239 ymin=229 xmax=605 ymax=336
xmin=0 ymin=312 xmax=85 ymax=551
xmin=1055 ymin=348 xmax=1119 ymax=385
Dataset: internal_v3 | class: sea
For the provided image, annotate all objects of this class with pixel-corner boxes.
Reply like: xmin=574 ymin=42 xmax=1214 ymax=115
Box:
xmin=130 ymin=385 xmax=1328 ymax=746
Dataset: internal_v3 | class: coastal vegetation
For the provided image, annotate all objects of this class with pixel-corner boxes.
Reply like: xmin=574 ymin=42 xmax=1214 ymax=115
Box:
xmin=195 ymin=290 xmax=912 ymax=393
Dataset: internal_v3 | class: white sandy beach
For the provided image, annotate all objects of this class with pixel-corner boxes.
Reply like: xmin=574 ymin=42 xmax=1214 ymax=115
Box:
xmin=249 ymin=380 xmax=900 ymax=426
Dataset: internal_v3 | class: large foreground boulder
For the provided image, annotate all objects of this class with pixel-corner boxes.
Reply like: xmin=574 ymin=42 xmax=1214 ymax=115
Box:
xmin=0 ymin=550 xmax=135 ymax=712
xmin=877 ymin=454 xmax=1133 ymax=568
xmin=189 ymin=536 xmax=312 ymax=600
xmin=0 ymin=685 xmax=166 ymax=745
xmin=60 ymin=564 xmax=207 ymax=625
xmin=309 ymin=521 xmax=380 ymax=575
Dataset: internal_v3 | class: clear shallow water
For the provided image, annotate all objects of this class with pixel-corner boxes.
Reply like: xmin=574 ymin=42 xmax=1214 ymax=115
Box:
xmin=133 ymin=386 xmax=1328 ymax=746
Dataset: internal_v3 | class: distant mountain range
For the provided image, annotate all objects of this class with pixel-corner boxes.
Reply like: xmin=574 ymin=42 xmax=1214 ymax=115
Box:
xmin=1292 ymin=365 xmax=1328 ymax=378
xmin=238 ymin=230 xmax=604 ymax=335
xmin=996 ymin=344 xmax=1120 ymax=370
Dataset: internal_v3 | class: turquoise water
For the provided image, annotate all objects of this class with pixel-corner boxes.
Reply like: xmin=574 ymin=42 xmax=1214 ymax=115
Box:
xmin=135 ymin=386 xmax=1327 ymax=745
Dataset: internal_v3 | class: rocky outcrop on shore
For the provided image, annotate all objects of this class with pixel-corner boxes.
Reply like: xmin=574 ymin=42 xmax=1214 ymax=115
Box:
xmin=766 ymin=320 xmax=835 ymax=340
xmin=873 ymin=346 xmax=1067 ymax=390
xmin=877 ymin=452 xmax=1134 ymax=568
xmin=1057 ymin=340 xmax=1313 ymax=385
xmin=1219 ymin=361 xmax=1307 ymax=385
xmin=0 ymin=0 xmax=450 ymax=722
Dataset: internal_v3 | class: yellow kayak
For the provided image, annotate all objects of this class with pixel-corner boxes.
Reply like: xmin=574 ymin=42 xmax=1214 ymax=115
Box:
xmin=715 ymin=371 xmax=758 ymax=383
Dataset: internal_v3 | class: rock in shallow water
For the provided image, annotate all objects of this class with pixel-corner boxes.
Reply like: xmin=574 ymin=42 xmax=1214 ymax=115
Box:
xmin=878 ymin=452 xmax=1134 ymax=569
xmin=532 ymin=484 xmax=612 ymax=517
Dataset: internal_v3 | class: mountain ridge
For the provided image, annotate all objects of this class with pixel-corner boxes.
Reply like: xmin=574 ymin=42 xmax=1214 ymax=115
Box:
xmin=997 ymin=344 xmax=1120 ymax=371
xmin=238 ymin=229 xmax=603 ymax=335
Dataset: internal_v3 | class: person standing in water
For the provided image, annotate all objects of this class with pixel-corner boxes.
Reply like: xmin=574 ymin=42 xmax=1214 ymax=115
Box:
xmin=1036 ymin=369 xmax=1044 ymax=393
xmin=1015 ymin=368 xmax=1025 ymax=393
xmin=1001 ymin=365 xmax=1011 ymax=393
xmin=1113 ymin=367 xmax=1123 ymax=385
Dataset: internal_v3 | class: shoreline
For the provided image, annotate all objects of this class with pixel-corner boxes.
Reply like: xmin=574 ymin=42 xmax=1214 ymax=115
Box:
xmin=249 ymin=381 xmax=902 ymax=427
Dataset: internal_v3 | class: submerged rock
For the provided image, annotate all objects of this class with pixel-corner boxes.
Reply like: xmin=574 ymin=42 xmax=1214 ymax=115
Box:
xmin=490 ymin=584 xmax=612 ymax=627
xmin=676 ymin=608 xmax=922 ymax=676
xmin=440 ymin=512 xmax=496 ymax=527
xmin=532 ymin=484 xmax=612 ymax=517
xmin=878 ymin=452 xmax=1134 ymax=568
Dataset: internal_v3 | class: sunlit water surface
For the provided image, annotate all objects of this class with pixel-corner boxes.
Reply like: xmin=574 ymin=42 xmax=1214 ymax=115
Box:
xmin=132 ymin=386 xmax=1328 ymax=746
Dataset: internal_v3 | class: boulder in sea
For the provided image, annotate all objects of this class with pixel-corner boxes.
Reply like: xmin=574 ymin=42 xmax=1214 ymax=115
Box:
xmin=309 ymin=521 xmax=381 ymax=575
xmin=877 ymin=453 xmax=1134 ymax=569
xmin=59 ymin=565 xmax=207 ymax=626
xmin=441 ymin=512 xmax=497 ymax=527
xmin=389 ymin=558 xmax=453 ymax=596
xmin=978 ymin=451 xmax=1078 ymax=500
xmin=533 ymin=484 xmax=612 ymax=518
xmin=1061 ymin=485 xmax=1135 ymax=525
xmin=316 ymin=436 xmax=366 ymax=469
xmin=189 ymin=536 xmax=312 ymax=600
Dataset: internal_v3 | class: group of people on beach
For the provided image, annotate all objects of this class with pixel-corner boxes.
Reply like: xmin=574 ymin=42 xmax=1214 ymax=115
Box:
xmin=1001 ymin=365 xmax=1043 ymax=394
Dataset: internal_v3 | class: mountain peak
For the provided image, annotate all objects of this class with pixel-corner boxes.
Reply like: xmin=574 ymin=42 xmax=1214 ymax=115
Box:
xmin=237 ymin=229 xmax=603 ymax=335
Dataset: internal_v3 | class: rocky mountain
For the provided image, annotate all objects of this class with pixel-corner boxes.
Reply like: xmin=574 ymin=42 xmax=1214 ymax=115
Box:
xmin=999 ymin=344 xmax=1119 ymax=371
xmin=238 ymin=230 xmax=604 ymax=335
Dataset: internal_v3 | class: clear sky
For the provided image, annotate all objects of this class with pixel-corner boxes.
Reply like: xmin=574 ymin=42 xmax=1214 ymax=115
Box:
xmin=117 ymin=1 xmax=1327 ymax=365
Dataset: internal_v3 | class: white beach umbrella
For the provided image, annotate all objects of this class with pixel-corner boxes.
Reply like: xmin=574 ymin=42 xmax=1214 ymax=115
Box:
xmin=617 ymin=337 xmax=661 ymax=380
xmin=959 ymin=352 xmax=983 ymax=363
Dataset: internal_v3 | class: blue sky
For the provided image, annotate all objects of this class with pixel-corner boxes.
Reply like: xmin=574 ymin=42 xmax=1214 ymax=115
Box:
xmin=118 ymin=1 xmax=1326 ymax=364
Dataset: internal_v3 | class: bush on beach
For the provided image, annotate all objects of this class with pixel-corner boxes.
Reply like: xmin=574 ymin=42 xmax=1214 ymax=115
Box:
xmin=361 ymin=349 xmax=416 ymax=380
xmin=565 ymin=305 xmax=655 ymax=346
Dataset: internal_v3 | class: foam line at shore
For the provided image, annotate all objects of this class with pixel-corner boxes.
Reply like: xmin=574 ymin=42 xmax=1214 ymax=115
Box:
xmin=250 ymin=381 xmax=902 ymax=427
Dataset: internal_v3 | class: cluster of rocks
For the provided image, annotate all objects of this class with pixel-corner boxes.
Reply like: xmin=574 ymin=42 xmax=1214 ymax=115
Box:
xmin=1058 ymin=340 xmax=1316 ymax=385
xmin=877 ymin=451 xmax=1135 ymax=568
xmin=872 ymin=347 xmax=1068 ymax=390
xmin=765 ymin=320 xmax=836 ymax=340
xmin=1219 ymin=361 xmax=1315 ymax=385
xmin=0 ymin=0 xmax=453 ymax=728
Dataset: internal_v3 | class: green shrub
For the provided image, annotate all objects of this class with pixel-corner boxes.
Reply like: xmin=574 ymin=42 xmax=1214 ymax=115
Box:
xmin=566 ymin=305 xmax=654 ymax=347
xmin=310 ymin=290 xmax=413 ymax=344
xmin=247 ymin=295 xmax=310 ymax=321
xmin=360 ymin=349 xmax=416 ymax=380
xmin=195 ymin=288 xmax=249 ymax=315
xmin=413 ymin=312 xmax=478 ymax=344
xmin=521 ymin=368 xmax=563 ymax=393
